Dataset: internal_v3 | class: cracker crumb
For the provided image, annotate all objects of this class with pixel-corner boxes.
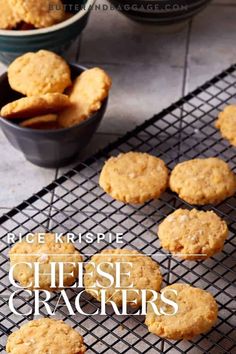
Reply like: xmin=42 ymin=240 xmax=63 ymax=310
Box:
xmin=179 ymin=215 xmax=189 ymax=222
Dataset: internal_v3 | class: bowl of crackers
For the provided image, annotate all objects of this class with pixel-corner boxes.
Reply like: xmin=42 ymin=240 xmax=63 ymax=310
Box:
xmin=0 ymin=50 xmax=112 ymax=168
xmin=0 ymin=0 xmax=94 ymax=65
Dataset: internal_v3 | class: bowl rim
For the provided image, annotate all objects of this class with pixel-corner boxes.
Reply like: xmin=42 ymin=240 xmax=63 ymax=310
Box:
xmin=0 ymin=63 xmax=108 ymax=135
xmin=0 ymin=0 xmax=95 ymax=37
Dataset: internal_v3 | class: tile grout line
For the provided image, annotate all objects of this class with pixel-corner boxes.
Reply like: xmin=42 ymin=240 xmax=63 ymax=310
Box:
xmin=181 ymin=20 xmax=192 ymax=97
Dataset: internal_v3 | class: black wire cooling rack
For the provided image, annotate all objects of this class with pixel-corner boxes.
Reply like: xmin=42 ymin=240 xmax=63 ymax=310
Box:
xmin=0 ymin=65 xmax=236 ymax=354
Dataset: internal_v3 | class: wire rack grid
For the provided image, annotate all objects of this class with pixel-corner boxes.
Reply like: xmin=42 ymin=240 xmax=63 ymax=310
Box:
xmin=0 ymin=65 xmax=236 ymax=354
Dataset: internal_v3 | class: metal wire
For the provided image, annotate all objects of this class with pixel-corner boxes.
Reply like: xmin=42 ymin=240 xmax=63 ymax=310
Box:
xmin=0 ymin=64 xmax=236 ymax=354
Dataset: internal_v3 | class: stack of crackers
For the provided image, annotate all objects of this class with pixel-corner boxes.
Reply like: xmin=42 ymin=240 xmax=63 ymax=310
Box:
xmin=0 ymin=50 xmax=112 ymax=129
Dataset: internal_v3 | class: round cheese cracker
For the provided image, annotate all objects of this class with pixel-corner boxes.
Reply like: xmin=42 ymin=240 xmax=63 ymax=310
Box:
xmin=99 ymin=152 xmax=169 ymax=204
xmin=158 ymin=208 xmax=228 ymax=260
xmin=84 ymin=249 xmax=162 ymax=308
xmin=6 ymin=318 xmax=86 ymax=354
xmin=170 ymin=158 xmax=236 ymax=205
xmin=8 ymin=0 xmax=65 ymax=28
xmin=1 ymin=93 xmax=70 ymax=119
xmin=216 ymin=105 xmax=236 ymax=146
xmin=8 ymin=50 xmax=71 ymax=96
xmin=58 ymin=67 xmax=112 ymax=128
xmin=145 ymin=283 xmax=218 ymax=340
xmin=0 ymin=0 xmax=20 ymax=29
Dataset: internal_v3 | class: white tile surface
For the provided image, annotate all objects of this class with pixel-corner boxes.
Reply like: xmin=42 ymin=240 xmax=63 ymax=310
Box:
xmin=0 ymin=63 xmax=6 ymax=75
xmin=0 ymin=131 xmax=56 ymax=210
xmin=96 ymin=63 xmax=184 ymax=134
xmin=0 ymin=208 xmax=11 ymax=217
xmin=186 ymin=3 xmax=236 ymax=92
xmin=80 ymin=0 xmax=187 ymax=67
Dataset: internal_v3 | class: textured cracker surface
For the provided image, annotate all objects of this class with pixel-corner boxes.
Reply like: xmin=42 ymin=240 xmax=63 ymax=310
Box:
xmin=99 ymin=152 xmax=169 ymax=204
xmin=8 ymin=50 xmax=71 ymax=96
xmin=9 ymin=233 xmax=82 ymax=291
xmin=8 ymin=0 xmax=65 ymax=28
xmin=169 ymin=157 xmax=236 ymax=205
xmin=1 ymin=93 xmax=70 ymax=119
xmin=0 ymin=0 xmax=20 ymax=29
xmin=84 ymin=249 xmax=162 ymax=307
xmin=20 ymin=114 xmax=58 ymax=128
xmin=6 ymin=318 xmax=86 ymax=354
xmin=216 ymin=105 xmax=236 ymax=146
xmin=58 ymin=67 xmax=112 ymax=128
xmin=145 ymin=283 xmax=218 ymax=340
xmin=158 ymin=208 xmax=228 ymax=260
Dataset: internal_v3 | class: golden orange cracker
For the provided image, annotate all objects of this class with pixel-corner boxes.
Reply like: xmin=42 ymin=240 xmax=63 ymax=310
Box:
xmin=58 ymin=67 xmax=112 ymax=128
xmin=1 ymin=93 xmax=70 ymax=119
xmin=8 ymin=50 xmax=72 ymax=96
xmin=8 ymin=0 xmax=65 ymax=28
xmin=20 ymin=114 xmax=58 ymax=129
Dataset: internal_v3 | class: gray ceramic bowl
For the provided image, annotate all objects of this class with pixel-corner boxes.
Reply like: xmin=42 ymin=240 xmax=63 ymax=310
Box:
xmin=108 ymin=0 xmax=211 ymax=24
xmin=0 ymin=0 xmax=94 ymax=65
xmin=0 ymin=64 xmax=108 ymax=168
